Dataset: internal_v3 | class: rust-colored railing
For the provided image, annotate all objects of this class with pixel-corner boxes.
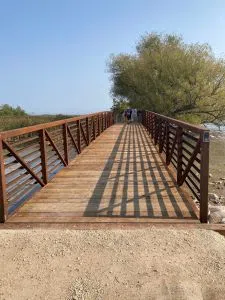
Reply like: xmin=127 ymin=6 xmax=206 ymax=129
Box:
xmin=142 ymin=110 xmax=210 ymax=223
xmin=0 ymin=111 xmax=113 ymax=222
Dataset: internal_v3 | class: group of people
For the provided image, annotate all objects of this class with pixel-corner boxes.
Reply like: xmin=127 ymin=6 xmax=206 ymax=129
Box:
xmin=123 ymin=108 xmax=138 ymax=123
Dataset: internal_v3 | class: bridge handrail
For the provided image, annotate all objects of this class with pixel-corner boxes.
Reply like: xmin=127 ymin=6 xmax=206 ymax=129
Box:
xmin=142 ymin=110 xmax=209 ymax=223
xmin=0 ymin=111 xmax=114 ymax=222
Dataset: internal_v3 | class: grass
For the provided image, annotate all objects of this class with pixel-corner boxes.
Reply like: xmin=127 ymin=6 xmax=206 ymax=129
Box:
xmin=0 ymin=114 xmax=75 ymax=132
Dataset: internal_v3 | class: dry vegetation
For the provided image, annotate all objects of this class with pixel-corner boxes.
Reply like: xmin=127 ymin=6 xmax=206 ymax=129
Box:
xmin=0 ymin=115 xmax=74 ymax=132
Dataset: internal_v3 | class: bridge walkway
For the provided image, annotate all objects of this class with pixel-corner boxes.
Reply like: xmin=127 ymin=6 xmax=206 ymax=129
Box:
xmin=7 ymin=123 xmax=199 ymax=223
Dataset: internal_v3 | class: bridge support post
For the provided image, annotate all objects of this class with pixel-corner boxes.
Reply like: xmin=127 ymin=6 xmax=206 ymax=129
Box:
xmin=86 ymin=117 xmax=90 ymax=145
xmin=39 ymin=129 xmax=48 ymax=184
xmin=166 ymin=121 xmax=170 ymax=165
xmin=102 ymin=113 xmax=104 ymax=132
xmin=150 ymin=113 xmax=154 ymax=138
xmin=154 ymin=116 xmax=158 ymax=145
xmin=0 ymin=136 xmax=7 ymax=222
xmin=153 ymin=115 xmax=157 ymax=141
xmin=146 ymin=112 xmax=149 ymax=133
xmin=177 ymin=126 xmax=183 ymax=185
xmin=93 ymin=116 xmax=96 ymax=140
xmin=77 ymin=120 xmax=81 ymax=153
xmin=200 ymin=131 xmax=209 ymax=223
xmin=105 ymin=113 xmax=107 ymax=129
xmin=63 ymin=124 xmax=69 ymax=165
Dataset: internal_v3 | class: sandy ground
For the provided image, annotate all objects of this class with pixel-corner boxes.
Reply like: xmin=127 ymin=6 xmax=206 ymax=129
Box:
xmin=0 ymin=229 xmax=225 ymax=300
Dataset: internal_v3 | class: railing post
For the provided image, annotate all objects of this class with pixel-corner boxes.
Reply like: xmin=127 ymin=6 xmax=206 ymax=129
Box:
xmin=150 ymin=113 xmax=152 ymax=135
xmin=147 ymin=112 xmax=150 ymax=133
xmin=98 ymin=114 xmax=101 ymax=136
xmin=105 ymin=113 xmax=107 ymax=129
xmin=146 ymin=112 xmax=148 ymax=132
xmin=152 ymin=114 xmax=155 ymax=137
xmin=0 ymin=136 xmax=7 ymax=222
xmin=159 ymin=120 xmax=163 ymax=153
xmin=63 ymin=123 xmax=69 ymax=165
xmin=166 ymin=121 xmax=170 ymax=165
xmin=148 ymin=113 xmax=151 ymax=136
xmin=154 ymin=116 xmax=158 ymax=145
xmin=177 ymin=126 xmax=183 ymax=185
xmin=109 ymin=112 xmax=111 ymax=127
xmin=86 ymin=117 xmax=90 ymax=145
xmin=39 ymin=129 xmax=48 ymax=184
xmin=102 ymin=113 xmax=104 ymax=132
xmin=153 ymin=115 xmax=156 ymax=141
xmin=77 ymin=120 xmax=81 ymax=153
xmin=200 ymin=130 xmax=209 ymax=223
xmin=93 ymin=117 xmax=96 ymax=140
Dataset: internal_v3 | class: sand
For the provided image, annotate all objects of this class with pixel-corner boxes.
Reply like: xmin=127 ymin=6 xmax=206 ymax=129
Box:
xmin=1 ymin=229 xmax=225 ymax=300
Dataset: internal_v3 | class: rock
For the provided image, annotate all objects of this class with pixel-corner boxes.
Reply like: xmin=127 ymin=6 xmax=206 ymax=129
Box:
xmin=208 ymin=205 xmax=225 ymax=223
xmin=220 ymin=218 xmax=225 ymax=224
xmin=208 ymin=193 xmax=219 ymax=201
xmin=220 ymin=178 xmax=225 ymax=180
xmin=209 ymin=173 xmax=213 ymax=178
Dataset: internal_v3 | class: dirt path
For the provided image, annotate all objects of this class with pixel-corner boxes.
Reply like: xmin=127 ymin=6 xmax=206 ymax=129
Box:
xmin=1 ymin=229 xmax=225 ymax=300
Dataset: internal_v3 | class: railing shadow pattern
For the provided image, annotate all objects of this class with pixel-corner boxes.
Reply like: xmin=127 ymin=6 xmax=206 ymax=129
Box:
xmin=84 ymin=123 xmax=197 ymax=219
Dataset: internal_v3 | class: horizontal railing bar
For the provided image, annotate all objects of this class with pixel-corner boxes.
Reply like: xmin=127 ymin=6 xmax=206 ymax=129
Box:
xmin=183 ymin=131 xmax=199 ymax=142
xmin=145 ymin=111 xmax=209 ymax=133
xmin=0 ymin=111 xmax=109 ymax=138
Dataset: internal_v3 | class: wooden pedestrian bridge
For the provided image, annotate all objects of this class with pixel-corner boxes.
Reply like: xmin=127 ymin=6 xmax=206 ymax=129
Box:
xmin=0 ymin=111 xmax=210 ymax=225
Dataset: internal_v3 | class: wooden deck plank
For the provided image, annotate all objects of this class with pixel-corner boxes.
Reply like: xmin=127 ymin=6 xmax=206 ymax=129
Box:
xmin=7 ymin=123 xmax=199 ymax=223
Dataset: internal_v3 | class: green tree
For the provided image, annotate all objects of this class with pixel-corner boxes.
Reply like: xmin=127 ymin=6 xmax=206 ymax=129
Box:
xmin=108 ymin=33 xmax=225 ymax=123
xmin=0 ymin=104 xmax=27 ymax=116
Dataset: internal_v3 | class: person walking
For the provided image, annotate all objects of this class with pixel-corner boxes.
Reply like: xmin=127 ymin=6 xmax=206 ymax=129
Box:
xmin=131 ymin=108 xmax=137 ymax=122
xmin=126 ymin=108 xmax=132 ymax=123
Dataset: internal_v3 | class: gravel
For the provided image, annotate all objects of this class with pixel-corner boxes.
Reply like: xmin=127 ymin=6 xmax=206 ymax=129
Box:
xmin=1 ymin=229 xmax=225 ymax=300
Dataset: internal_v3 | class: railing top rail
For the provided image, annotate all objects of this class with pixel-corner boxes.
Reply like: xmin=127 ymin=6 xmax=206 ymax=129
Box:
xmin=145 ymin=110 xmax=209 ymax=134
xmin=0 ymin=111 xmax=111 ymax=139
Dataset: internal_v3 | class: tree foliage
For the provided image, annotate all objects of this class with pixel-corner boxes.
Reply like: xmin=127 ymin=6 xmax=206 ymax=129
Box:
xmin=108 ymin=33 xmax=225 ymax=123
xmin=0 ymin=104 xmax=27 ymax=116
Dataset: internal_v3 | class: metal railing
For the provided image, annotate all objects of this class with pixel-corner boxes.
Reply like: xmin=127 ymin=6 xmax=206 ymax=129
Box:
xmin=0 ymin=111 xmax=113 ymax=222
xmin=142 ymin=110 xmax=210 ymax=223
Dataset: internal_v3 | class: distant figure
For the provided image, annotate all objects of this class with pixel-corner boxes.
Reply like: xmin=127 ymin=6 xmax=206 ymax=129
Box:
xmin=131 ymin=108 xmax=137 ymax=122
xmin=123 ymin=109 xmax=132 ymax=123
xmin=126 ymin=108 xmax=132 ymax=123
xmin=137 ymin=110 xmax=142 ymax=123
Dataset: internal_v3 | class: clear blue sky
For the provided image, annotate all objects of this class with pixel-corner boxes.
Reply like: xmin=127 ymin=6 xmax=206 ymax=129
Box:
xmin=1 ymin=0 xmax=225 ymax=114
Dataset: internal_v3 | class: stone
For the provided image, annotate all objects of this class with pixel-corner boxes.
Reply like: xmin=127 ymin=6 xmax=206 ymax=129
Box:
xmin=208 ymin=193 xmax=219 ymax=201
xmin=208 ymin=205 xmax=225 ymax=223
xmin=220 ymin=218 xmax=225 ymax=224
xmin=209 ymin=173 xmax=213 ymax=178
